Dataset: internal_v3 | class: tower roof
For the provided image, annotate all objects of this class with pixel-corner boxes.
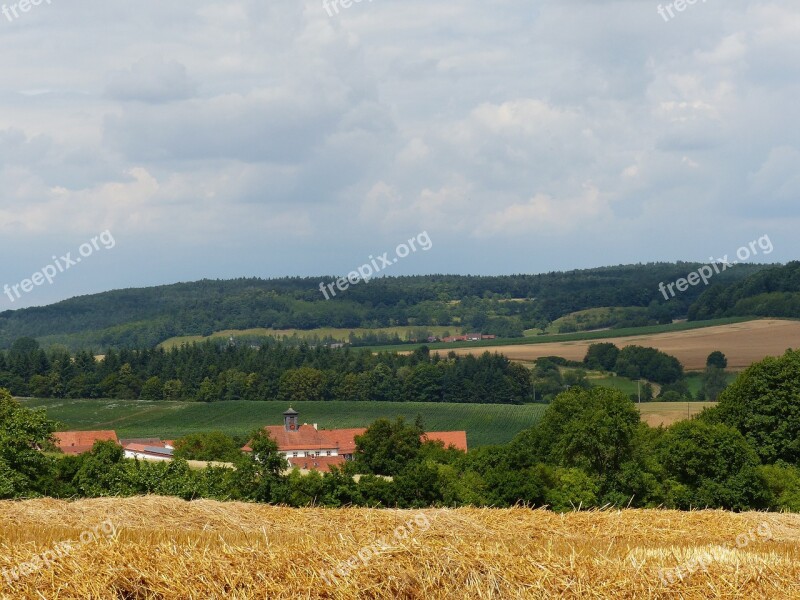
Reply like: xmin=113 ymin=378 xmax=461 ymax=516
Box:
xmin=283 ymin=407 xmax=299 ymax=416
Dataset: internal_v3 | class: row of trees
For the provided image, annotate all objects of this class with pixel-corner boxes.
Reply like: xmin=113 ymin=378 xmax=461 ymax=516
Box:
xmin=0 ymin=339 xmax=533 ymax=404
xmin=584 ymin=343 xmax=684 ymax=384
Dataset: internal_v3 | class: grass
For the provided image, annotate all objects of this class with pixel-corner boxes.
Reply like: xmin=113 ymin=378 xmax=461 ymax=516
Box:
xmin=159 ymin=326 xmax=461 ymax=349
xmin=587 ymin=373 xmax=642 ymax=396
xmin=2 ymin=496 xmax=799 ymax=599
xmin=20 ymin=398 xmax=547 ymax=448
xmin=365 ymin=317 xmax=756 ymax=353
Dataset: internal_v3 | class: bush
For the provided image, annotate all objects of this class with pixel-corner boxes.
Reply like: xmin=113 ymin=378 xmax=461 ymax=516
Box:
xmin=715 ymin=349 xmax=800 ymax=464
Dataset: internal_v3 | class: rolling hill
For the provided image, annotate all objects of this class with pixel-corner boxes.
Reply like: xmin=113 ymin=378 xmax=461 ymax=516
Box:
xmin=0 ymin=263 xmax=767 ymax=351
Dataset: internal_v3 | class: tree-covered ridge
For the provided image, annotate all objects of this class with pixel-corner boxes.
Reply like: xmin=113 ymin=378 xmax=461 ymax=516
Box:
xmin=0 ymin=263 xmax=764 ymax=350
xmin=0 ymin=339 xmax=533 ymax=405
xmin=689 ymin=261 xmax=800 ymax=321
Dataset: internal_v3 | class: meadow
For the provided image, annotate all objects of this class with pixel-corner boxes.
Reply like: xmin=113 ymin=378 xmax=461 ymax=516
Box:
xmin=20 ymin=398 xmax=547 ymax=448
xmin=1 ymin=496 xmax=798 ymax=599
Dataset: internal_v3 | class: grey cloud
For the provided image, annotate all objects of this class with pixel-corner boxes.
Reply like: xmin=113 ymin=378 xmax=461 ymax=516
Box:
xmin=105 ymin=57 xmax=198 ymax=103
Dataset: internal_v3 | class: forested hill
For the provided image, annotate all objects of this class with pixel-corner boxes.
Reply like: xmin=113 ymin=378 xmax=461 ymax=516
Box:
xmin=689 ymin=261 xmax=800 ymax=321
xmin=0 ymin=263 xmax=766 ymax=350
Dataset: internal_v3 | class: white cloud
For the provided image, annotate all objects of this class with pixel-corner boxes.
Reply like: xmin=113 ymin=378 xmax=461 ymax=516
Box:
xmin=0 ymin=0 xmax=798 ymax=302
xmin=479 ymin=185 xmax=609 ymax=236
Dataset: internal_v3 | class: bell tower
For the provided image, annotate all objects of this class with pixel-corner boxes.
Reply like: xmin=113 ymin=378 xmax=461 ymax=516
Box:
xmin=283 ymin=407 xmax=299 ymax=432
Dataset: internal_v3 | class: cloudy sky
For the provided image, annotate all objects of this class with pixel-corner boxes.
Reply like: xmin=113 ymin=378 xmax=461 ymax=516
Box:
xmin=0 ymin=0 xmax=798 ymax=307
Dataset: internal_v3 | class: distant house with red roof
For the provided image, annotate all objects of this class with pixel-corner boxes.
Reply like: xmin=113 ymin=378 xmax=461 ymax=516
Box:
xmin=53 ymin=430 xmax=119 ymax=455
xmin=244 ymin=408 xmax=468 ymax=472
xmin=423 ymin=431 xmax=468 ymax=452
xmin=442 ymin=335 xmax=468 ymax=343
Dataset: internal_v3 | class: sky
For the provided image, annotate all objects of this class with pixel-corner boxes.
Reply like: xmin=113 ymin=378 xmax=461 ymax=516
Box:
xmin=0 ymin=0 xmax=798 ymax=308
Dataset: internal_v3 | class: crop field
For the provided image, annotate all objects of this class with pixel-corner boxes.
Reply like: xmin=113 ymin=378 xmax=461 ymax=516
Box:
xmin=21 ymin=397 xmax=711 ymax=448
xmin=441 ymin=319 xmax=800 ymax=371
xmin=159 ymin=326 xmax=461 ymax=349
xmin=19 ymin=399 xmax=546 ymax=448
xmin=1 ymin=496 xmax=799 ymax=599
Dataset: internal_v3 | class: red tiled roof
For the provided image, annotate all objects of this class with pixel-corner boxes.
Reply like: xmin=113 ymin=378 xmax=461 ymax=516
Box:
xmin=53 ymin=431 xmax=119 ymax=455
xmin=318 ymin=428 xmax=367 ymax=455
xmin=423 ymin=431 xmax=469 ymax=452
xmin=243 ymin=424 xmax=368 ymax=453
xmin=287 ymin=455 xmax=347 ymax=473
xmin=244 ymin=425 xmax=467 ymax=454
xmin=122 ymin=443 xmax=174 ymax=459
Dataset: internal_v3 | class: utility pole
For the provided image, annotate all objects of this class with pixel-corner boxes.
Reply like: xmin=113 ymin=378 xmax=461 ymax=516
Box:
xmin=638 ymin=379 xmax=641 ymax=404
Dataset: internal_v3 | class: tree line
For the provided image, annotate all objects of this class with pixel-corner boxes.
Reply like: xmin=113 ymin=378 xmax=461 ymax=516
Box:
xmin=0 ymin=338 xmax=533 ymax=404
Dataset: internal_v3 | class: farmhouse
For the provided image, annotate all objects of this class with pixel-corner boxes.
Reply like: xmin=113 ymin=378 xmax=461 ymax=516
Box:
xmin=121 ymin=439 xmax=175 ymax=461
xmin=244 ymin=408 xmax=468 ymax=472
xmin=53 ymin=430 xmax=119 ymax=455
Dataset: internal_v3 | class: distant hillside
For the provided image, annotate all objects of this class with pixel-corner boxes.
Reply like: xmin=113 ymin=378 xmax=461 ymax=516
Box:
xmin=689 ymin=261 xmax=800 ymax=321
xmin=0 ymin=263 xmax=766 ymax=350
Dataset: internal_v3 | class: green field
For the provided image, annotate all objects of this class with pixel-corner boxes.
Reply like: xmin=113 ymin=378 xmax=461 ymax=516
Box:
xmin=22 ymin=396 xmax=715 ymax=450
xmin=160 ymin=326 xmax=461 ymax=349
xmin=684 ymin=371 xmax=739 ymax=395
xmin=20 ymin=399 xmax=546 ymax=449
xmin=587 ymin=373 xmax=643 ymax=396
xmin=588 ymin=371 xmax=738 ymax=398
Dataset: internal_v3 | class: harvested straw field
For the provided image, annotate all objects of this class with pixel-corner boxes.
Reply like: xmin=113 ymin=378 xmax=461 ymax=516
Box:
xmin=1 ymin=497 xmax=800 ymax=599
xmin=443 ymin=319 xmax=800 ymax=371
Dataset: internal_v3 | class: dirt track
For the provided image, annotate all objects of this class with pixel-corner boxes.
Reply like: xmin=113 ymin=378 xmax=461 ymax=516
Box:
xmin=443 ymin=319 xmax=800 ymax=370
